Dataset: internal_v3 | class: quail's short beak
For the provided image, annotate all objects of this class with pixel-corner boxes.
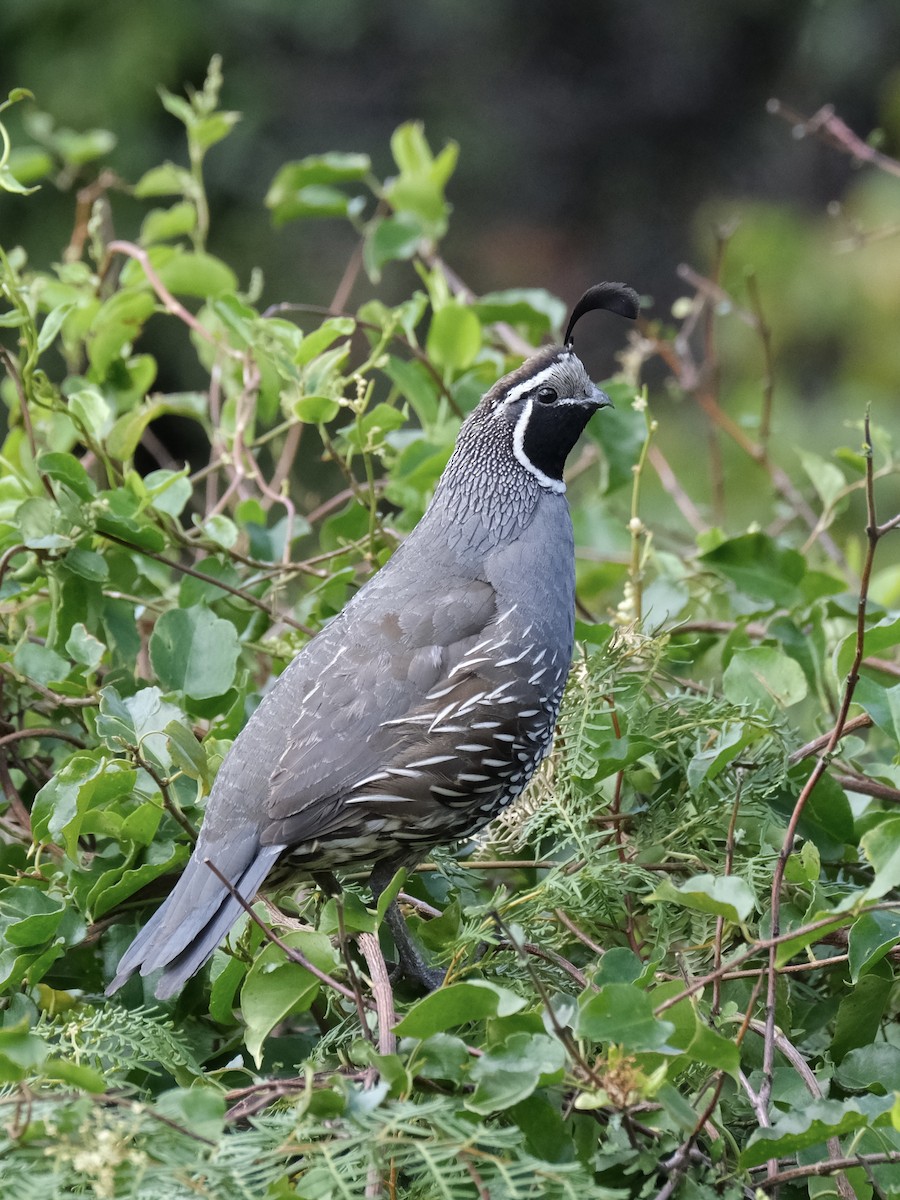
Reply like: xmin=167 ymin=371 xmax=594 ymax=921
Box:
xmin=591 ymin=384 xmax=613 ymax=410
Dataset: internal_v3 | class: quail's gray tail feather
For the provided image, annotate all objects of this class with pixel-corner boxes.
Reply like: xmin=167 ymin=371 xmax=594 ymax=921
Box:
xmin=106 ymin=839 xmax=284 ymax=999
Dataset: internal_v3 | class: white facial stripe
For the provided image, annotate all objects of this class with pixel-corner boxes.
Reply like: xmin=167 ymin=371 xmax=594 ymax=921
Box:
xmin=502 ymin=362 xmax=565 ymax=407
xmin=512 ymin=397 xmax=567 ymax=493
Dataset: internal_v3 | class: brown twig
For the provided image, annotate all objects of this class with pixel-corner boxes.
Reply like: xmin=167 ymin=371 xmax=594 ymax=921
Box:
xmin=712 ymin=772 xmax=743 ymax=1016
xmin=748 ymin=1018 xmax=857 ymax=1200
xmin=760 ymin=413 xmax=893 ymax=1144
xmin=753 ymin=1153 xmax=900 ymax=1191
xmin=97 ymin=529 xmax=314 ymax=635
xmin=103 ymin=241 xmax=243 ymax=358
xmin=767 ymin=99 xmax=900 ymax=180
xmin=202 ymin=858 xmax=365 ymax=1005
xmin=653 ymin=902 xmax=900 ymax=1015
xmin=787 ymin=713 xmax=873 ymax=765
xmin=0 ymin=726 xmax=85 ymax=750
xmin=744 ymin=270 xmax=774 ymax=451
xmin=357 ymin=932 xmax=397 ymax=1058
xmin=647 ymin=444 xmax=706 ymax=533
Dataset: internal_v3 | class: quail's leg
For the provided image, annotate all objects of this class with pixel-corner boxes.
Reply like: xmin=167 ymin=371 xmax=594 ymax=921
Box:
xmin=368 ymin=863 xmax=445 ymax=992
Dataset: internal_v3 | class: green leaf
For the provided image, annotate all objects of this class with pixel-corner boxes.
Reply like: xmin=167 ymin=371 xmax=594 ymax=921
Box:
xmin=798 ymin=448 xmax=847 ymax=511
xmin=655 ymin=988 xmax=741 ymax=1075
xmin=0 ymin=1021 xmax=48 ymax=1082
xmin=0 ymin=163 xmax=40 ymax=195
xmin=700 ymin=533 xmax=807 ymax=608
xmin=155 ymin=1086 xmax=226 ymax=1142
xmin=403 ymin=1033 xmax=469 ymax=1082
xmin=133 ymin=161 xmax=194 ymax=197
xmin=472 ymin=289 xmax=566 ymax=341
xmin=65 ymin=622 xmax=104 ymax=671
xmin=769 ymin=770 xmax=855 ymax=862
xmin=197 ymin=513 xmax=238 ymax=549
xmin=686 ymin=720 xmax=765 ymax=789
xmin=266 ymin=152 xmax=370 ymax=224
xmin=386 ymin=122 xmax=458 ymax=232
xmin=319 ymin=892 xmax=377 ymax=935
xmin=37 ymin=452 xmax=96 ymax=501
xmin=141 ymin=467 xmax=192 ymax=518
xmin=95 ymin=685 xmax=183 ymax=768
xmin=364 ymin=214 xmax=423 ymax=277
xmin=741 ymin=1100 xmax=873 ymax=1168
xmin=0 ymin=887 xmax=65 ymax=947
xmin=31 ymin=753 xmax=137 ymax=858
xmin=576 ymin=984 xmax=677 ymax=1052
xmin=149 ymin=606 xmax=240 ymax=700
xmin=37 ymin=301 xmax=76 ymax=353
xmin=722 ymin=645 xmax=808 ymax=711
xmin=16 ymin=495 xmax=75 ymax=551
xmin=466 ymin=1032 xmax=566 ymax=1115
xmin=848 ymin=910 xmax=900 ymax=982
xmin=164 ymin=719 xmax=210 ymax=786
xmin=592 ymin=947 xmax=645 ymax=986
xmin=855 ymin=675 xmax=900 ymax=743
xmin=837 ymin=613 xmax=900 ymax=678
xmin=13 ymin=641 xmax=69 ymax=686
xmin=154 ymin=250 xmax=237 ymax=298
xmin=85 ymin=293 xmax=157 ymax=376
xmin=649 ymin=873 xmax=755 ymax=923
xmin=241 ymin=940 xmax=322 ymax=1067
xmin=860 ymin=816 xmax=900 ymax=901
xmin=393 ymin=981 xmax=526 ymax=1037
xmin=294 ymin=317 xmax=356 ymax=366
xmin=140 ymin=201 xmax=197 ymax=245
xmin=836 ymin=1044 xmax=900 ymax=1094
xmin=62 ymin=546 xmax=109 ymax=582
xmin=426 ymin=303 xmax=482 ymax=371
xmin=42 ymin=1057 xmax=107 ymax=1093
xmin=589 ymin=398 xmax=648 ymax=493
xmin=191 ymin=110 xmax=240 ymax=152
xmin=831 ymin=963 xmax=893 ymax=1062
xmin=294 ymin=394 xmax=341 ymax=423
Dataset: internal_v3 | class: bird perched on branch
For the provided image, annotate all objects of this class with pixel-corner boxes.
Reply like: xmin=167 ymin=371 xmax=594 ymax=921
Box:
xmin=108 ymin=282 xmax=640 ymax=998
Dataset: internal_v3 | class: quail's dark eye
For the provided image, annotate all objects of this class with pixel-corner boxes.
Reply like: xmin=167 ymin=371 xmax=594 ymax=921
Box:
xmin=536 ymin=386 xmax=558 ymax=404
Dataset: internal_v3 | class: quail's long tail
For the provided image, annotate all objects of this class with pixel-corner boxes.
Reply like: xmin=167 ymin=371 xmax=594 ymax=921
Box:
xmin=106 ymin=836 xmax=284 ymax=999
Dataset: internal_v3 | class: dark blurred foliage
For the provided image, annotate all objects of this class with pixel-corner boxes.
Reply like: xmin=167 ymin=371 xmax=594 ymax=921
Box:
xmin=3 ymin=0 xmax=900 ymax=304
xmin=2 ymin=0 xmax=900 ymax=488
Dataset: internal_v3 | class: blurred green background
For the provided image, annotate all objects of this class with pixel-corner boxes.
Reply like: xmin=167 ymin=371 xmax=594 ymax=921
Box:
xmin=2 ymin=0 xmax=900 ymax=513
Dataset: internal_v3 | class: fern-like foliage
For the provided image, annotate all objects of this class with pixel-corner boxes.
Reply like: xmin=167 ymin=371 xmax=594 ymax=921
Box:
xmin=39 ymin=1005 xmax=204 ymax=1086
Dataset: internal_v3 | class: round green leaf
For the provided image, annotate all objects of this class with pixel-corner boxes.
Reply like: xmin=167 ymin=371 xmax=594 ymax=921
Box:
xmin=426 ymin=303 xmax=482 ymax=371
xmin=149 ymin=606 xmax=240 ymax=700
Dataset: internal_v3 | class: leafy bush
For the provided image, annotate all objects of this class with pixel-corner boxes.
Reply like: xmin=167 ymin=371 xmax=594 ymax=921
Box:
xmin=1 ymin=63 xmax=899 ymax=1199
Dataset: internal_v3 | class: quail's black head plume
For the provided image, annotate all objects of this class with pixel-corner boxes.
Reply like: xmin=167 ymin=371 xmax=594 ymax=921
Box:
xmin=107 ymin=283 xmax=639 ymax=999
xmin=564 ymin=282 xmax=641 ymax=346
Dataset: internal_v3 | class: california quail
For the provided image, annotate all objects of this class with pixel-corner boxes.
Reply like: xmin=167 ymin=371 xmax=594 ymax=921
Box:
xmin=108 ymin=282 xmax=640 ymax=998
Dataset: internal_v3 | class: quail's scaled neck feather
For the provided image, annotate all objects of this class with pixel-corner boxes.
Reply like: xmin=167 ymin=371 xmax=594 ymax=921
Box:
xmin=108 ymin=282 xmax=640 ymax=998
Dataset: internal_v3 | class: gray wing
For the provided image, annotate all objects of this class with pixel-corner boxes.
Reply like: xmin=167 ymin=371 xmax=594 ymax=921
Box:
xmin=211 ymin=575 xmax=500 ymax=845
xmin=262 ymin=600 xmax=571 ymax=854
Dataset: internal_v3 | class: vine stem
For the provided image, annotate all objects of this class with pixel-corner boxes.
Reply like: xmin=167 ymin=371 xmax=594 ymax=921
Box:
xmin=759 ymin=412 xmax=893 ymax=1169
xmin=203 ymin=858 xmax=366 ymax=1006
xmin=103 ymin=240 xmax=243 ymax=359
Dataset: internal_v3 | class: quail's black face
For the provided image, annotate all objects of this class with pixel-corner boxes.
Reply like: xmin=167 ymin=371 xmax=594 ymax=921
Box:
xmin=492 ymin=347 xmax=611 ymax=492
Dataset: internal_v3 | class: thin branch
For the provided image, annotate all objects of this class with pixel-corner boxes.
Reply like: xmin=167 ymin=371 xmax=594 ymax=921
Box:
xmin=760 ymin=412 xmax=888 ymax=1140
xmin=745 ymin=269 xmax=774 ymax=451
xmin=103 ymin=241 xmax=243 ymax=358
xmin=202 ymin=858 xmax=365 ymax=1005
xmin=357 ymin=931 xmax=397 ymax=1058
xmin=0 ymin=726 xmax=85 ymax=750
xmin=767 ymin=99 xmax=900 ymax=180
xmin=98 ymin=529 xmax=315 ymax=634
xmin=753 ymin=1153 xmax=900 ymax=1191
xmin=788 ymin=713 xmax=873 ymax=765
